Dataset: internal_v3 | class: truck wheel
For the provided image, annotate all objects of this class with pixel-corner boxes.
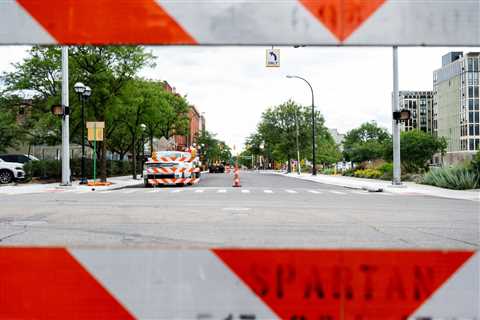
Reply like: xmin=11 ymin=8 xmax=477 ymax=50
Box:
xmin=0 ymin=170 xmax=14 ymax=184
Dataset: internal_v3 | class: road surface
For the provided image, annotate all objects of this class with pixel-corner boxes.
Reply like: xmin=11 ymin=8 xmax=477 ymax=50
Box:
xmin=0 ymin=171 xmax=478 ymax=248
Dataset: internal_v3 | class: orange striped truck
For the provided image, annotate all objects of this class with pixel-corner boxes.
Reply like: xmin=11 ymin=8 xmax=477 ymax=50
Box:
xmin=143 ymin=151 xmax=201 ymax=187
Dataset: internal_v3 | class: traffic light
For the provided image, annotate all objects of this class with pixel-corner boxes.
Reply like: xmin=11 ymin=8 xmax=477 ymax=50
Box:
xmin=393 ymin=109 xmax=411 ymax=122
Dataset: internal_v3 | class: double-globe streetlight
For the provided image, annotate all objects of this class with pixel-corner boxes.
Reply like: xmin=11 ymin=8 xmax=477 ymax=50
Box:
xmin=286 ymin=75 xmax=317 ymax=176
xmin=73 ymin=82 xmax=92 ymax=184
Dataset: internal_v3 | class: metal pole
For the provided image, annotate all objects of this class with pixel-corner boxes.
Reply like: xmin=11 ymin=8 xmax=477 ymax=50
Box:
xmin=61 ymin=46 xmax=71 ymax=186
xmin=81 ymin=95 xmax=86 ymax=184
xmin=295 ymin=108 xmax=301 ymax=175
xmin=309 ymin=83 xmax=316 ymax=176
xmin=392 ymin=46 xmax=402 ymax=185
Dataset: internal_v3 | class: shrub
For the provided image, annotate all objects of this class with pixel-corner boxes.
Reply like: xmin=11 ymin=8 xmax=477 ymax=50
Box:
xmin=321 ymin=168 xmax=335 ymax=175
xmin=378 ymin=162 xmax=393 ymax=180
xmin=353 ymin=168 xmax=382 ymax=179
xmin=470 ymin=151 xmax=480 ymax=183
xmin=24 ymin=159 xmax=140 ymax=180
xmin=342 ymin=169 xmax=355 ymax=177
xmin=422 ymin=166 xmax=479 ymax=190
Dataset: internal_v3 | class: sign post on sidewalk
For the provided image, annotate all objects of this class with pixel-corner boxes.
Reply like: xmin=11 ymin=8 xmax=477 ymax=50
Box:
xmin=87 ymin=122 xmax=105 ymax=189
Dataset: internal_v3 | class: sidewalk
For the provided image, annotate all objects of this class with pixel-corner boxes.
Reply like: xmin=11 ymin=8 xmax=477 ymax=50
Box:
xmin=266 ymin=171 xmax=480 ymax=202
xmin=0 ymin=175 xmax=143 ymax=195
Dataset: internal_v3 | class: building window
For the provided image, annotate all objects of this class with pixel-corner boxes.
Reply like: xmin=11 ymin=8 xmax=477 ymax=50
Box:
xmin=469 ymin=99 xmax=474 ymax=110
xmin=470 ymin=139 xmax=475 ymax=150
xmin=476 ymin=139 xmax=480 ymax=150
xmin=475 ymin=99 xmax=479 ymax=110
xmin=476 ymin=124 xmax=480 ymax=135
xmin=470 ymin=112 xmax=474 ymax=122
xmin=475 ymin=86 xmax=479 ymax=98
xmin=470 ymin=124 xmax=474 ymax=136
xmin=476 ymin=112 xmax=479 ymax=123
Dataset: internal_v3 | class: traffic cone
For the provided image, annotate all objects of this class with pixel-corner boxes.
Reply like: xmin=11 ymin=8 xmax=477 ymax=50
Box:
xmin=232 ymin=164 xmax=241 ymax=187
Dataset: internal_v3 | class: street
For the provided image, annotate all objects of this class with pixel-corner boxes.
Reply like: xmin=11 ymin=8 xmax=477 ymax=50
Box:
xmin=0 ymin=171 xmax=477 ymax=249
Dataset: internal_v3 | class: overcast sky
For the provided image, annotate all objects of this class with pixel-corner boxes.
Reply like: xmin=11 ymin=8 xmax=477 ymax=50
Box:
xmin=1 ymin=46 xmax=477 ymax=150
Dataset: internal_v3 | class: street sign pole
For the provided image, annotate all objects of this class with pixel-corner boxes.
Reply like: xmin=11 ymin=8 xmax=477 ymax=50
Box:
xmin=93 ymin=123 xmax=97 ymax=187
xmin=392 ymin=46 xmax=402 ymax=185
xmin=60 ymin=46 xmax=71 ymax=186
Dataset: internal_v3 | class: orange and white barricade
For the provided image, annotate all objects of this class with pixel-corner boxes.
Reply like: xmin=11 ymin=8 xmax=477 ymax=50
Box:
xmin=1 ymin=248 xmax=477 ymax=319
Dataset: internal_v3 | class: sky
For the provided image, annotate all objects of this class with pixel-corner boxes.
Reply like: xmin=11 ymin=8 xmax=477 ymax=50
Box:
xmin=0 ymin=45 xmax=477 ymax=150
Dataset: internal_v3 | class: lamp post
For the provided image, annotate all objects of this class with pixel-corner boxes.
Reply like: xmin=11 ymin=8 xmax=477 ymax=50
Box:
xmin=286 ymin=75 xmax=316 ymax=176
xmin=74 ymin=82 xmax=91 ymax=184
xmin=140 ymin=124 xmax=146 ymax=177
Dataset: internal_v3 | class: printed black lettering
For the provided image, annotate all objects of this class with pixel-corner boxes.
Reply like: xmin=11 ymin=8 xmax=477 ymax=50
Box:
xmin=386 ymin=268 xmax=406 ymax=300
xmin=359 ymin=264 xmax=377 ymax=301
xmin=413 ymin=266 xmax=434 ymax=301
xmin=304 ymin=267 xmax=325 ymax=299
xmin=239 ymin=314 xmax=256 ymax=320
xmin=276 ymin=264 xmax=296 ymax=299
xmin=332 ymin=266 xmax=354 ymax=300
xmin=250 ymin=264 xmax=269 ymax=297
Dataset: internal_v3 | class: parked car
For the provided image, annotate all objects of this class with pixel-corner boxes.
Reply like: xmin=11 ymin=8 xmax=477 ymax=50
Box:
xmin=0 ymin=154 xmax=39 ymax=164
xmin=209 ymin=163 xmax=225 ymax=173
xmin=0 ymin=159 xmax=26 ymax=184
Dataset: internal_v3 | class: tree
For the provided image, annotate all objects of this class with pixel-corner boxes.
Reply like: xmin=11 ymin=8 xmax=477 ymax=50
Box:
xmin=0 ymin=97 xmax=21 ymax=153
xmin=385 ymin=130 xmax=447 ymax=173
xmin=246 ymin=99 xmax=339 ymax=171
xmin=2 ymin=46 xmax=155 ymax=181
xmin=343 ymin=122 xmax=391 ymax=163
xmin=196 ymin=130 xmax=231 ymax=165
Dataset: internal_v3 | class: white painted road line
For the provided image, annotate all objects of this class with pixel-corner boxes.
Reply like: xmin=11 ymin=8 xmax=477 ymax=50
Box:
xmin=194 ymin=189 xmax=205 ymax=193
xmin=218 ymin=189 xmax=227 ymax=193
xmin=121 ymin=189 xmax=138 ymax=194
xmin=171 ymin=189 xmax=184 ymax=193
xmin=241 ymin=190 xmax=250 ymax=193
xmin=329 ymin=190 xmax=347 ymax=195
xmin=148 ymin=189 xmax=163 ymax=193
xmin=307 ymin=190 xmax=322 ymax=194
xmin=264 ymin=190 xmax=273 ymax=194
xmin=285 ymin=189 xmax=297 ymax=194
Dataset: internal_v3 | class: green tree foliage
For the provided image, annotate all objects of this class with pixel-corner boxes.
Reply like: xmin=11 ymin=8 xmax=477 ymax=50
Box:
xmin=385 ymin=130 xmax=447 ymax=173
xmin=0 ymin=97 xmax=21 ymax=153
xmin=2 ymin=46 xmax=155 ymax=181
xmin=113 ymin=79 xmax=189 ymax=178
xmin=246 ymin=100 xmax=340 ymax=170
xmin=196 ymin=130 xmax=231 ymax=164
xmin=343 ymin=121 xmax=391 ymax=163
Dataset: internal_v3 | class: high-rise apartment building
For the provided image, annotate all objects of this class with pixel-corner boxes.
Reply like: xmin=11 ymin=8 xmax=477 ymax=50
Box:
xmin=433 ymin=52 xmax=479 ymax=164
xmin=398 ymin=91 xmax=434 ymax=133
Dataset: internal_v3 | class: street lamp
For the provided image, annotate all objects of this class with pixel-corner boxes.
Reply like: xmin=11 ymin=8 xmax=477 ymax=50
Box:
xmin=74 ymin=82 xmax=91 ymax=184
xmin=140 ymin=124 xmax=147 ymax=177
xmin=286 ymin=75 xmax=317 ymax=176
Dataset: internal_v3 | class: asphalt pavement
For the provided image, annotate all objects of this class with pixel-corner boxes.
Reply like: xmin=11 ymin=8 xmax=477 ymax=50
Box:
xmin=0 ymin=171 xmax=478 ymax=248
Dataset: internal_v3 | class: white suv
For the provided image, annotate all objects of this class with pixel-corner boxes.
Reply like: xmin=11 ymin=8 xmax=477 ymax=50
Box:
xmin=0 ymin=159 xmax=26 ymax=184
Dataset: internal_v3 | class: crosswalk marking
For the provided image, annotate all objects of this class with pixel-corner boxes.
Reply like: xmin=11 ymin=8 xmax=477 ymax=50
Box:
xmin=329 ymin=190 xmax=346 ymax=195
xmin=285 ymin=189 xmax=297 ymax=194
xmin=307 ymin=190 xmax=322 ymax=194
xmin=264 ymin=190 xmax=273 ymax=194
xmin=218 ymin=189 xmax=227 ymax=193
xmin=241 ymin=190 xmax=250 ymax=193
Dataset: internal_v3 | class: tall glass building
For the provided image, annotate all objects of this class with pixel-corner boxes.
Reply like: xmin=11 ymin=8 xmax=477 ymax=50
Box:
xmin=433 ymin=52 xmax=479 ymax=164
